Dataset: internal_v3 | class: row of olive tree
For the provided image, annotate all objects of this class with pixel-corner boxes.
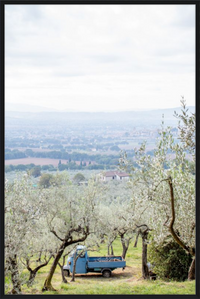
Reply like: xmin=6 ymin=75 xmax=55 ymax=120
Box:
xmin=119 ymin=99 xmax=195 ymax=280
xmin=5 ymin=173 xmax=110 ymax=293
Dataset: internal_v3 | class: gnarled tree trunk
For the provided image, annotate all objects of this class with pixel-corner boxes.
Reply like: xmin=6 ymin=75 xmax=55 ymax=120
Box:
xmin=58 ymin=263 xmax=68 ymax=283
xmin=9 ymin=255 xmax=22 ymax=294
xmin=135 ymin=225 xmax=150 ymax=280
xmin=42 ymin=242 xmax=66 ymax=291
xmin=27 ymin=270 xmax=37 ymax=287
xmin=134 ymin=230 xmax=140 ymax=248
xmin=108 ymin=244 xmax=114 ymax=256
xmin=70 ymin=255 xmax=79 ymax=282
xmin=110 ymin=244 xmax=114 ymax=256
xmin=120 ymin=233 xmax=131 ymax=259
xmin=42 ymin=228 xmax=89 ymax=292
xmin=107 ymin=238 xmax=115 ymax=256
xmin=141 ymin=230 xmax=149 ymax=279
xmin=58 ymin=252 xmax=70 ymax=283
xmin=188 ymin=258 xmax=195 ymax=280
xmin=71 ymin=249 xmax=86 ymax=282
xmin=27 ymin=255 xmax=52 ymax=286
xmin=167 ymin=177 xmax=195 ymax=281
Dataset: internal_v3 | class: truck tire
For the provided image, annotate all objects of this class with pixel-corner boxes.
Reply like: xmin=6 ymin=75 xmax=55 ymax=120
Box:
xmin=102 ymin=269 xmax=111 ymax=278
xmin=63 ymin=270 xmax=70 ymax=277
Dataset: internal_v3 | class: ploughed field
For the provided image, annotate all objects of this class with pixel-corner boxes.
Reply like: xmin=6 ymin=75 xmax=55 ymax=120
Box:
xmin=5 ymin=158 xmax=73 ymax=166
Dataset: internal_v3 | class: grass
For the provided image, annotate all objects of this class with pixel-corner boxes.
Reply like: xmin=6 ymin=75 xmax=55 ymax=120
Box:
xmin=6 ymin=238 xmax=196 ymax=295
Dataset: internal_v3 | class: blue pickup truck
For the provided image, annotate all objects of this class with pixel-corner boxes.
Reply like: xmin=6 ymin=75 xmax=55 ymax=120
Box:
xmin=63 ymin=245 xmax=126 ymax=278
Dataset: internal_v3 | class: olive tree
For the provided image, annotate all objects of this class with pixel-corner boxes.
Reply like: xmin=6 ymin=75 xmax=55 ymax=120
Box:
xmin=5 ymin=175 xmax=48 ymax=294
xmin=98 ymin=195 xmax=136 ymax=259
xmin=112 ymin=200 xmax=136 ymax=259
xmin=21 ymin=216 xmax=57 ymax=287
xmin=123 ymin=174 xmax=154 ymax=279
xmin=97 ymin=204 xmax=117 ymax=255
xmin=73 ymin=173 xmax=85 ymax=184
xmin=42 ymin=179 xmax=101 ymax=291
xmin=119 ymin=103 xmax=195 ymax=280
xmin=174 ymin=97 xmax=195 ymax=156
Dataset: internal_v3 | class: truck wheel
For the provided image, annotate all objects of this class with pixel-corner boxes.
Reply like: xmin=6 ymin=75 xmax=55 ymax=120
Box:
xmin=102 ymin=269 xmax=111 ymax=278
xmin=64 ymin=270 xmax=70 ymax=277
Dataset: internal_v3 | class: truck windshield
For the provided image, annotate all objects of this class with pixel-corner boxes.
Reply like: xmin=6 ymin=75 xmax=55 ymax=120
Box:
xmin=77 ymin=250 xmax=85 ymax=258
xmin=69 ymin=250 xmax=75 ymax=257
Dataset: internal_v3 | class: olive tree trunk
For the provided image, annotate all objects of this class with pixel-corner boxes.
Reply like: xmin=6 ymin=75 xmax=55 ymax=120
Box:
xmin=71 ymin=249 xmax=86 ymax=282
xmin=110 ymin=244 xmax=114 ymax=255
xmin=58 ymin=263 xmax=68 ymax=284
xmin=107 ymin=240 xmax=115 ymax=256
xmin=141 ymin=230 xmax=149 ymax=279
xmin=58 ymin=252 xmax=69 ymax=284
xmin=70 ymin=255 xmax=79 ymax=282
xmin=9 ymin=255 xmax=22 ymax=294
xmin=120 ymin=233 xmax=131 ymax=259
xmin=188 ymin=258 xmax=195 ymax=280
xmin=26 ymin=255 xmax=52 ymax=286
xmin=42 ymin=242 xmax=66 ymax=291
xmin=27 ymin=271 xmax=37 ymax=287
xmin=42 ymin=228 xmax=89 ymax=292
xmin=134 ymin=230 xmax=140 ymax=248
xmin=167 ymin=177 xmax=195 ymax=280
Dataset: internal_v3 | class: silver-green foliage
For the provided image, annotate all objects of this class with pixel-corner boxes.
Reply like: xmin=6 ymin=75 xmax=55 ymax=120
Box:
xmin=119 ymin=106 xmax=195 ymax=252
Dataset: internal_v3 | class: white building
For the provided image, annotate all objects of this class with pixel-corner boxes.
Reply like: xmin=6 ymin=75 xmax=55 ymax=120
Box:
xmin=99 ymin=171 xmax=130 ymax=182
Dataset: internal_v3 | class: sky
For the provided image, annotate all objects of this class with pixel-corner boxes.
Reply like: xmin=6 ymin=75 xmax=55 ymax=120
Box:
xmin=5 ymin=4 xmax=195 ymax=112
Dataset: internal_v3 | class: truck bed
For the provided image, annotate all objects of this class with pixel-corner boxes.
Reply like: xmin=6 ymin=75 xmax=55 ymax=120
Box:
xmin=87 ymin=256 xmax=125 ymax=270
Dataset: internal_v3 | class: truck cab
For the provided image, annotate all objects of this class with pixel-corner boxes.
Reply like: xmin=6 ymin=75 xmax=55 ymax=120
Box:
xmin=64 ymin=245 xmax=87 ymax=275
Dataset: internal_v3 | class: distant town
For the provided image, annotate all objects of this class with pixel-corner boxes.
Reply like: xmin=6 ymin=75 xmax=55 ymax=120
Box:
xmin=5 ymin=106 xmax=194 ymax=174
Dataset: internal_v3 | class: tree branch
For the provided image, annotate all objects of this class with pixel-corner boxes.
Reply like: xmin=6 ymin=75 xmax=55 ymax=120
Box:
xmin=163 ymin=215 xmax=169 ymax=227
xmin=167 ymin=176 xmax=194 ymax=256
xmin=50 ymin=230 xmax=64 ymax=242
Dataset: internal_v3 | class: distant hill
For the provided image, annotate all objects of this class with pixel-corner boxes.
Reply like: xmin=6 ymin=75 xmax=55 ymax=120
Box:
xmin=5 ymin=105 xmax=195 ymax=129
xmin=5 ymin=103 xmax=195 ymax=115
xmin=5 ymin=102 xmax=57 ymax=113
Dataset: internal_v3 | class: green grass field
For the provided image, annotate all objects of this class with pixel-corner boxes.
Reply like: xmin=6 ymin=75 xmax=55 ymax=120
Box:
xmin=6 ymin=238 xmax=195 ymax=295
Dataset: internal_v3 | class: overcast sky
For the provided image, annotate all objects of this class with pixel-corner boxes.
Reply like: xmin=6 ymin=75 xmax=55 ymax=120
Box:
xmin=5 ymin=4 xmax=195 ymax=112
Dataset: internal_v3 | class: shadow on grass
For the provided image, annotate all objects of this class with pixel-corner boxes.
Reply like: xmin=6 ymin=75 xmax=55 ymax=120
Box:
xmin=73 ymin=270 xmax=134 ymax=281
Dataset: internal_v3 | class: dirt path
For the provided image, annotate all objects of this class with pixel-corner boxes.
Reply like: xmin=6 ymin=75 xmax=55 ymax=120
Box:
xmin=64 ymin=264 xmax=141 ymax=282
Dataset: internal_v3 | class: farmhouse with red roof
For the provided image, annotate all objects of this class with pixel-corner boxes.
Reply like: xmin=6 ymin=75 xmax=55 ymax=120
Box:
xmin=100 ymin=171 xmax=130 ymax=182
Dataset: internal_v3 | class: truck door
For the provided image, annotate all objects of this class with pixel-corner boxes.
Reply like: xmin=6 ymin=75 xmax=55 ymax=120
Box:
xmin=75 ymin=250 xmax=87 ymax=274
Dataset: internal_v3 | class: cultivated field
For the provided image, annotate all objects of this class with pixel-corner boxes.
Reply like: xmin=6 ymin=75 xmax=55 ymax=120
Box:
xmin=5 ymin=158 xmax=96 ymax=167
xmin=5 ymin=158 xmax=69 ymax=166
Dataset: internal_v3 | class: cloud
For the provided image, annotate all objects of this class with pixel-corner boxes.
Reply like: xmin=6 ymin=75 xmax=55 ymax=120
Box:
xmin=172 ymin=5 xmax=195 ymax=28
xmin=5 ymin=4 xmax=195 ymax=111
xmin=90 ymin=55 xmax=122 ymax=64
